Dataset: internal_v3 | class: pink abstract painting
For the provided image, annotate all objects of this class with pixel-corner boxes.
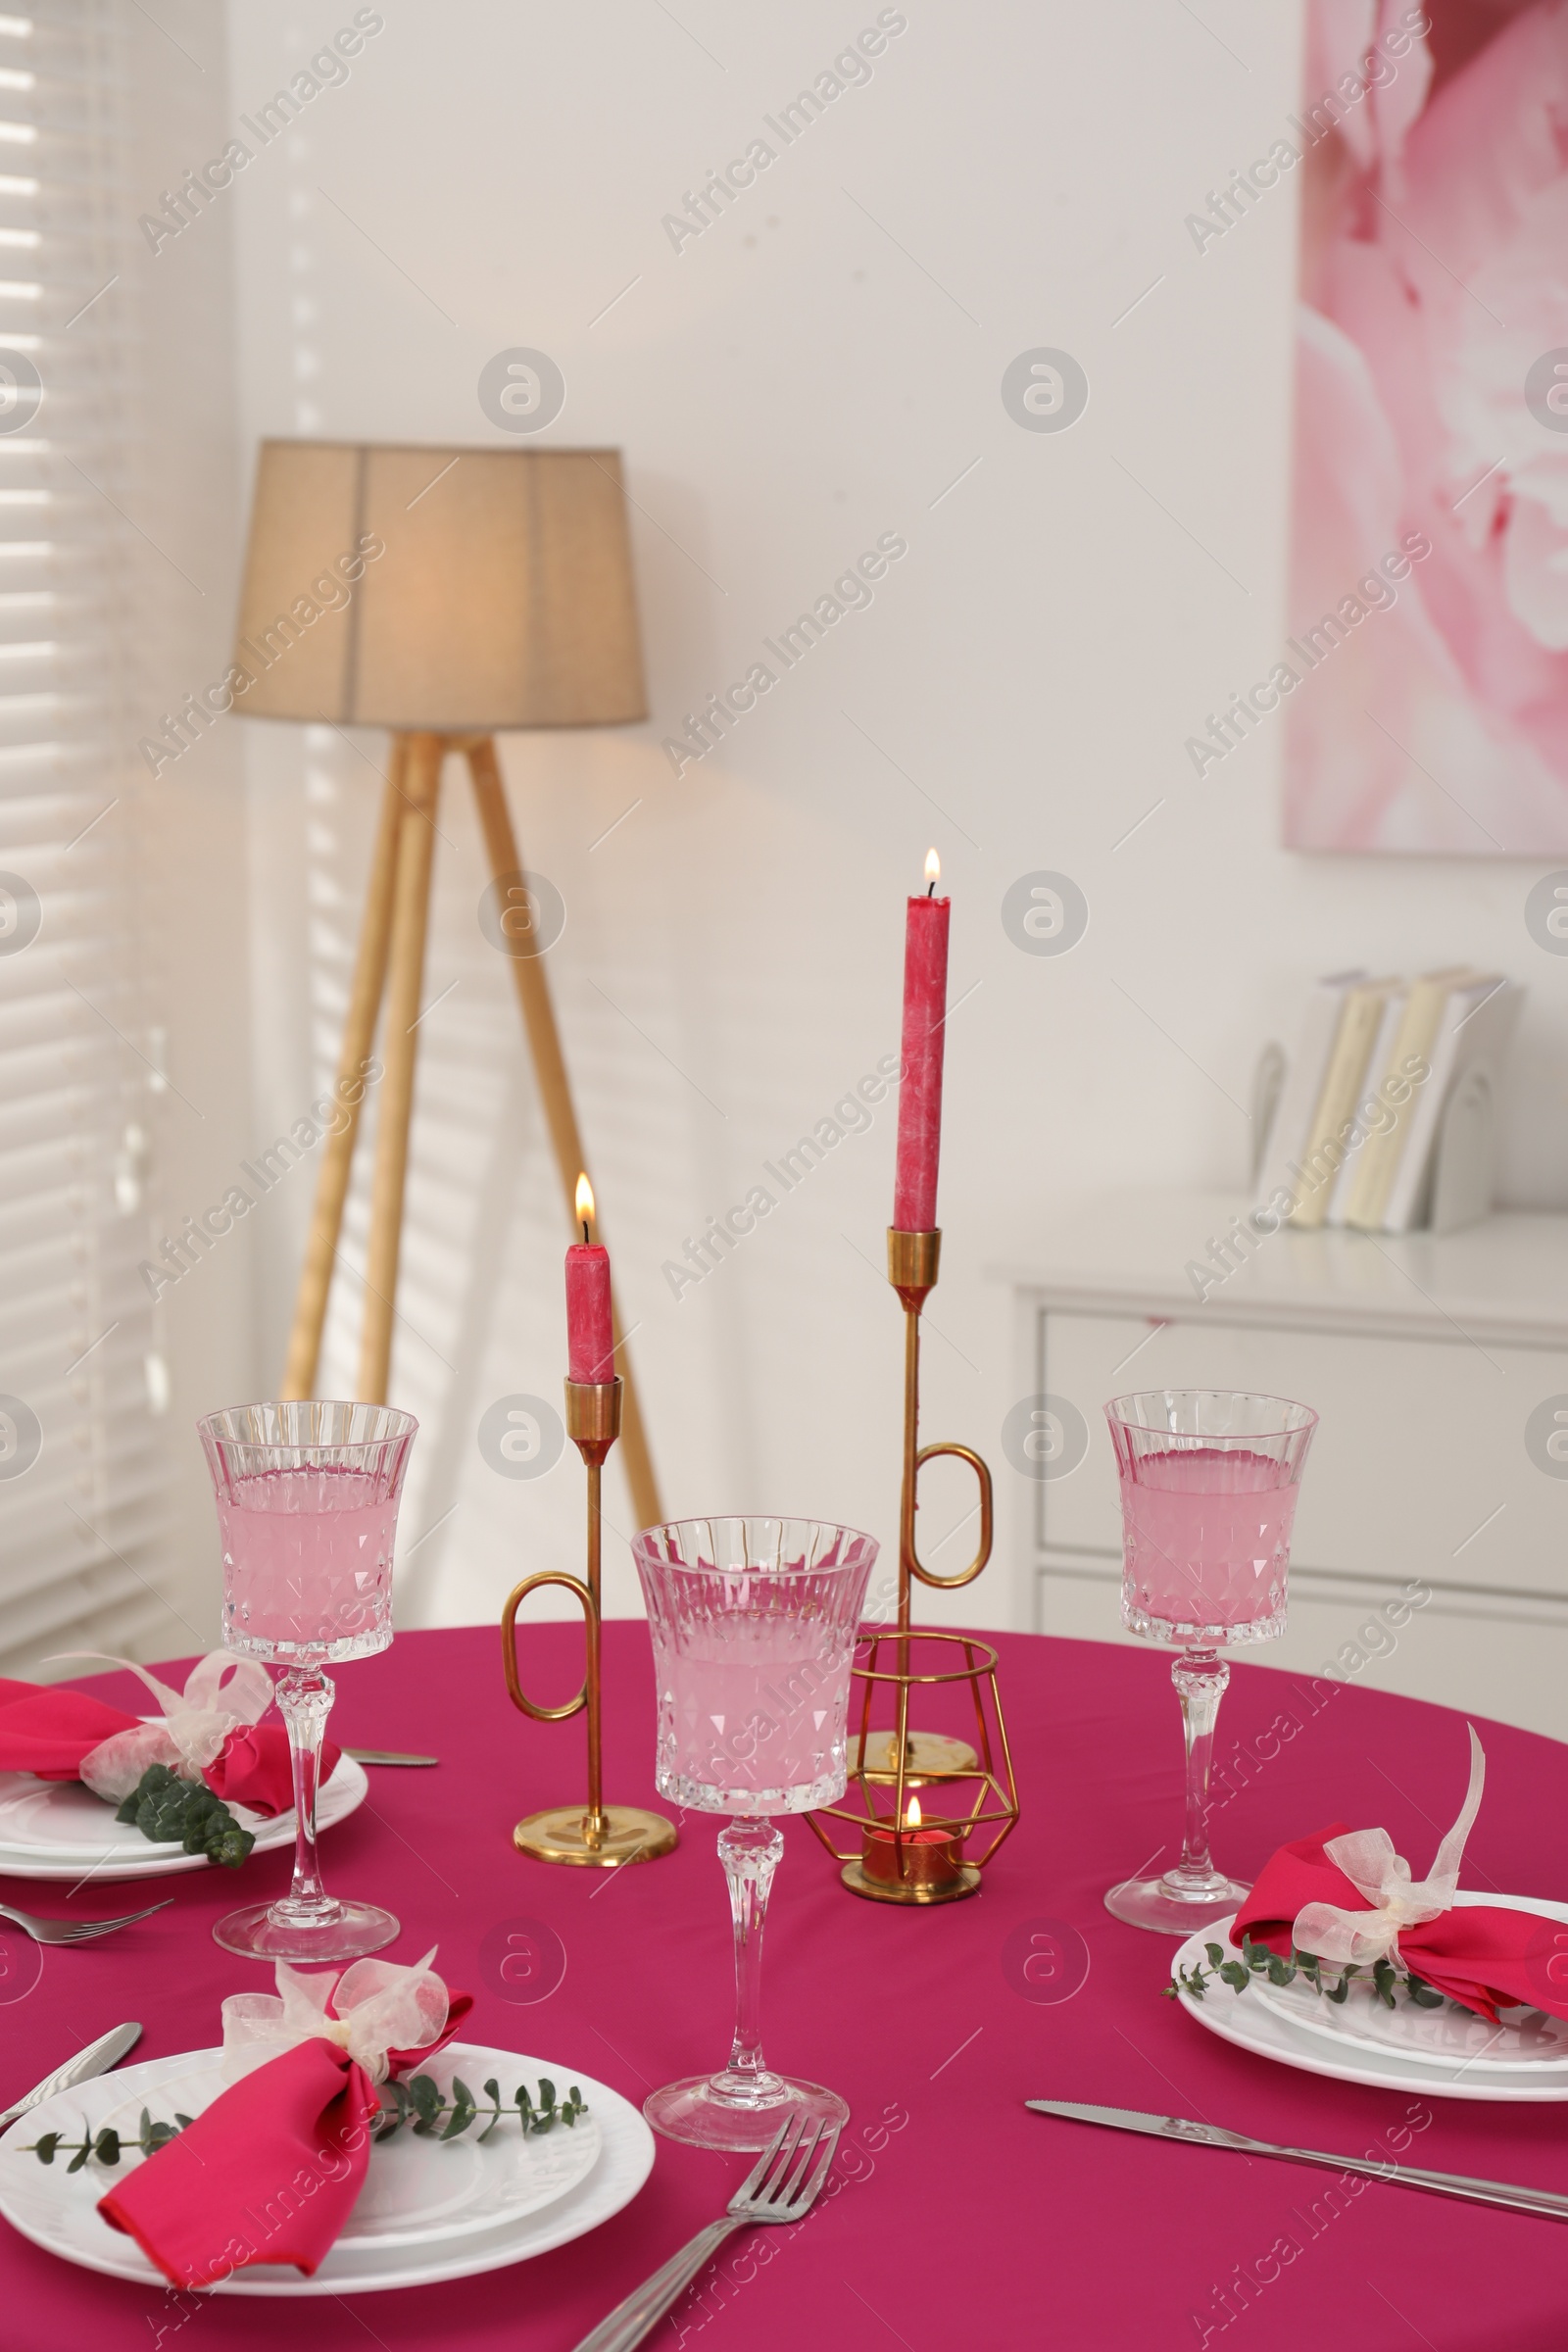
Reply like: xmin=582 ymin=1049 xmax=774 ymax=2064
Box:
xmin=1285 ymin=0 xmax=1568 ymax=853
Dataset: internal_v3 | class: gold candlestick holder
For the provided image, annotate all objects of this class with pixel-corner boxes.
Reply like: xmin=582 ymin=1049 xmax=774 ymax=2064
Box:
xmin=808 ymin=1226 xmax=1020 ymax=1902
xmin=501 ymin=1376 xmax=677 ymax=1868
xmin=809 ymin=1627 xmax=1019 ymax=1903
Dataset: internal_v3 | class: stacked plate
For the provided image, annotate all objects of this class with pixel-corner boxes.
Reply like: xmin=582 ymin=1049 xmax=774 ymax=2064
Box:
xmin=0 ymin=2043 xmax=654 ymax=2291
xmin=1174 ymin=1890 xmax=1568 ymax=2101
xmin=0 ymin=1755 xmax=369 ymax=1882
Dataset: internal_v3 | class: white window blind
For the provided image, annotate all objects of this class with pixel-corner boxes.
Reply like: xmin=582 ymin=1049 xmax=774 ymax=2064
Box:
xmin=0 ymin=1 xmax=174 ymax=1677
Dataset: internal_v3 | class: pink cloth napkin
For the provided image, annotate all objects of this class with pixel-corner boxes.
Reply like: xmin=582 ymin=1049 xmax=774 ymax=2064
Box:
xmin=0 ymin=1677 xmax=334 ymax=1816
xmin=200 ymin=1724 xmax=339 ymax=1816
xmin=99 ymin=2038 xmax=378 ymax=2287
xmin=98 ymin=1961 xmax=473 ymax=2287
xmin=0 ymin=1683 xmax=136 ymax=1780
xmin=1233 ymin=1823 xmax=1568 ymax=2026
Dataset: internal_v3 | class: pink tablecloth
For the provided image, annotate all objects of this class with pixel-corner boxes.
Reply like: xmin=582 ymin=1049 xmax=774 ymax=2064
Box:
xmin=2 ymin=1625 xmax=1567 ymax=2349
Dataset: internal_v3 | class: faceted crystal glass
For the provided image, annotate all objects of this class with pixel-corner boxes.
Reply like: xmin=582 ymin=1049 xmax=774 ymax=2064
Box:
xmin=1103 ymin=1390 xmax=1316 ymax=1936
xmin=632 ymin=1515 xmax=877 ymax=2151
xmin=199 ymin=1400 xmax=416 ymax=1963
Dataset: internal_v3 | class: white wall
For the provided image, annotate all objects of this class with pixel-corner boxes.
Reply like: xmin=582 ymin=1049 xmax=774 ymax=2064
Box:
xmin=212 ymin=0 xmax=1568 ymax=1638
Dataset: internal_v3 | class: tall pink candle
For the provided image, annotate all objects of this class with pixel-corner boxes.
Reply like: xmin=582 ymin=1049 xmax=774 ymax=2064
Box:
xmin=566 ymin=1173 xmax=614 ymax=1383
xmin=893 ymin=858 xmax=951 ymax=1234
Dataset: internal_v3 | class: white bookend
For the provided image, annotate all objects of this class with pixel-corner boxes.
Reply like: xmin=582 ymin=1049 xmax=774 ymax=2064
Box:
xmin=1251 ymin=969 xmax=1368 ymax=1219
xmin=1381 ymin=976 xmax=1520 ymax=1232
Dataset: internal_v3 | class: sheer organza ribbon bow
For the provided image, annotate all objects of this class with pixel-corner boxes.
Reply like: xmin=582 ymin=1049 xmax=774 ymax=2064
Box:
xmin=46 ymin=1651 xmax=273 ymax=1804
xmin=220 ymin=1948 xmax=452 ymax=2086
xmin=1291 ymin=1723 xmax=1486 ymax=1968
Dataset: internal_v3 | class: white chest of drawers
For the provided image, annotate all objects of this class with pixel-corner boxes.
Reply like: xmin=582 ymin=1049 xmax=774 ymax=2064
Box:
xmin=996 ymin=1191 xmax=1568 ymax=1740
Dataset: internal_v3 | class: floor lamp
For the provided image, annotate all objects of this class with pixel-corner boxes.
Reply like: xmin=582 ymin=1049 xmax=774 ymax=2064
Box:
xmin=230 ymin=439 xmax=662 ymax=1530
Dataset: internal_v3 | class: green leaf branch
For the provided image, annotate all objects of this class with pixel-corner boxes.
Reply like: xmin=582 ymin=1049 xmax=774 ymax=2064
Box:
xmin=24 ymin=2105 xmax=195 ymax=2172
xmin=23 ymin=2078 xmax=587 ymax=2168
xmin=369 ymin=2076 xmax=588 ymax=2142
xmin=1163 ymin=1931 xmax=1452 ymax=2010
xmin=114 ymin=1763 xmax=256 ymax=1869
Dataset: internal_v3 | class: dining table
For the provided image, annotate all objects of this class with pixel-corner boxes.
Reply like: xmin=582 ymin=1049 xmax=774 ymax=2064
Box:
xmin=1 ymin=1621 xmax=1566 ymax=2350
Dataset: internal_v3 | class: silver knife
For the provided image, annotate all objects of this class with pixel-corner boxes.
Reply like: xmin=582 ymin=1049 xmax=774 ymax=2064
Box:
xmin=1026 ymin=2100 xmax=1568 ymax=2223
xmin=346 ymin=1749 xmax=438 ymax=1767
xmin=0 ymin=2022 xmax=142 ymax=2129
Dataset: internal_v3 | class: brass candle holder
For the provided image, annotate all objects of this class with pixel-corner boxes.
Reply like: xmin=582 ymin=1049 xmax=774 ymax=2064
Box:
xmin=500 ymin=1376 xmax=677 ymax=1868
xmin=811 ymin=1628 xmax=1018 ymax=1903
xmin=809 ymin=1227 xmax=1020 ymax=1901
xmin=859 ymin=1226 xmax=991 ymax=1779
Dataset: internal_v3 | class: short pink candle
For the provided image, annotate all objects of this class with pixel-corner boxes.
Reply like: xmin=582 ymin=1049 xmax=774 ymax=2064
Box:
xmin=566 ymin=1173 xmax=614 ymax=1384
xmin=893 ymin=858 xmax=951 ymax=1234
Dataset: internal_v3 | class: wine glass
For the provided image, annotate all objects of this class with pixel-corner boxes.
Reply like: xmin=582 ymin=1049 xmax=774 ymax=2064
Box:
xmin=1103 ymin=1390 xmax=1317 ymax=1935
xmin=631 ymin=1514 xmax=877 ymax=2150
xmin=199 ymin=1400 xmax=416 ymax=1963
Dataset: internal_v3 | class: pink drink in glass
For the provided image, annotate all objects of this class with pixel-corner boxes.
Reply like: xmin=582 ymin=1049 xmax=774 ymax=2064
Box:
xmin=200 ymin=1401 xmax=416 ymax=1965
xmin=1102 ymin=1390 xmax=1316 ymax=1936
xmin=662 ymin=1615 xmax=856 ymax=1809
xmin=1119 ymin=1446 xmax=1299 ymax=1643
xmin=633 ymin=1515 xmax=878 ymax=2152
xmin=219 ymin=1465 xmax=397 ymax=1658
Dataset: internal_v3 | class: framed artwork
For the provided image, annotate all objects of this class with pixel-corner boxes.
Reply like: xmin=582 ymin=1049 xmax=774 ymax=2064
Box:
xmin=1281 ymin=1 xmax=1568 ymax=854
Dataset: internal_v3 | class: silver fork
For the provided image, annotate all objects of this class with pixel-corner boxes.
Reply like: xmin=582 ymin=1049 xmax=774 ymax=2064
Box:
xmin=0 ymin=1897 xmax=172 ymax=1945
xmin=573 ymin=2114 xmax=841 ymax=2352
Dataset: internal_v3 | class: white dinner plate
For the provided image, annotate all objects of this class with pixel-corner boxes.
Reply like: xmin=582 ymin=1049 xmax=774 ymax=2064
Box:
xmin=0 ymin=2040 xmax=654 ymax=2293
xmin=1174 ymin=1893 xmax=1568 ymax=2102
xmin=1251 ymin=1968 xmax=1568 ymax=2069
xmin=0 ymin=1755 xmax=368 ymax=1881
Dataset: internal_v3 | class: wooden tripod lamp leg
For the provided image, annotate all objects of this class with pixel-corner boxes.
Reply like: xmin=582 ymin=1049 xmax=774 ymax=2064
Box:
xmin=463 ymin=735 xmax=664 ymax=1534
xmin=357 ymin=732 xmax=444 ymax=1404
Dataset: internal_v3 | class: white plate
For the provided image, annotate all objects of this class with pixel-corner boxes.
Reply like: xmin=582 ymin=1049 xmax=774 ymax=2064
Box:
xmin=1251 ymin=1971 xmax=1568 ymax=2069
xmin=1174 ymin=1893 xmax=1568 ymax=2102
xmin=0 ymin=2040 xmax=654 ymax=2293
xmin=0 ymin=1756 xmax=368 ymax=1881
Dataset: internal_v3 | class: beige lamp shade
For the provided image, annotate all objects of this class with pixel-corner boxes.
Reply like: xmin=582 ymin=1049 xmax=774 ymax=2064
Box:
xmin=231 ymin=441 xmax=648 ymax=730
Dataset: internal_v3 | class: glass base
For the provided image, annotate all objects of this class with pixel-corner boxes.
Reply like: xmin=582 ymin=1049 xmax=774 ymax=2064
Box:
xmin=644 ymin=2070 xmax=849 ymax=2152
xmin=1103 ymin=1872 xmax=1251 ymax=1936
xmin=212 ymin=1896 xmax=400 ymax=1963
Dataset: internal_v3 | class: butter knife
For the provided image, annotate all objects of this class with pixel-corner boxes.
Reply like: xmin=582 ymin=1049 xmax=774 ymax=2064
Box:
xmin=0 ymin=2022 xmax=142 ymax=2129
xmin=346 ymin=1750 xmax=437 ymax=1767
xmin=1027 ymin=2100 xmax=1568 ymax=2223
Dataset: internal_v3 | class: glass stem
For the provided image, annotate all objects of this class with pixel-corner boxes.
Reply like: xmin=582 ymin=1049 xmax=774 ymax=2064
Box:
xmin=274 ymin=1664 xmax=336 ymax=1923
xmin=714 ymin=1816 xmax=784 ymax=2103
xmin=1167 ymin=1648 xmax=1229 ymax=1895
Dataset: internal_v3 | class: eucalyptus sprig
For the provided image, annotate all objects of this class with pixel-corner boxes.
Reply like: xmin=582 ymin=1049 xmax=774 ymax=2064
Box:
xmin=22 ymin=2078 xmax=587 ymax=2168
xmin=1163 ymin=1931 xmax=1451 ymax=2011
xmin=24 ymin=2105 xmax=194 ymax=2172
xmin=369 ymin=2075 xmax=588 ymax=2142
xmin=114 ymin=1762 xmax=256 ymax=1869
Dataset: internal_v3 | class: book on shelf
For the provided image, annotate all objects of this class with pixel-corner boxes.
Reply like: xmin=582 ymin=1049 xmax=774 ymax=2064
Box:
xmin=1337 ymin=966 xmax=1478 ymax=1230
xmin=1288 ymin=975 xmax=1399 ymax=1228
xmin=1251 ymin=968 xmax=1368 ymax=1219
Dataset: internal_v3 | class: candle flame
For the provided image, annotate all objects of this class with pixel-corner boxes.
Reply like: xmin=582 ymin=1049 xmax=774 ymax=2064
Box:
xmin=905 ymin=1794 xmax=922 ymax=1830
xmin=574 ymin=1173 xmax=595 ymax=1228
xmin=923 ymin=848 xmax=941 ymax=890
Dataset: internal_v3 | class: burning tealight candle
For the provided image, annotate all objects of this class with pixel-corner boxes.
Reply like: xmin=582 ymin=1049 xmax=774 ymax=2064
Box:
xmin=860 ymin=1793 xmax=965 ymax=1893
xmin=565 ymin=1173 xmax=614 ymax=1385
